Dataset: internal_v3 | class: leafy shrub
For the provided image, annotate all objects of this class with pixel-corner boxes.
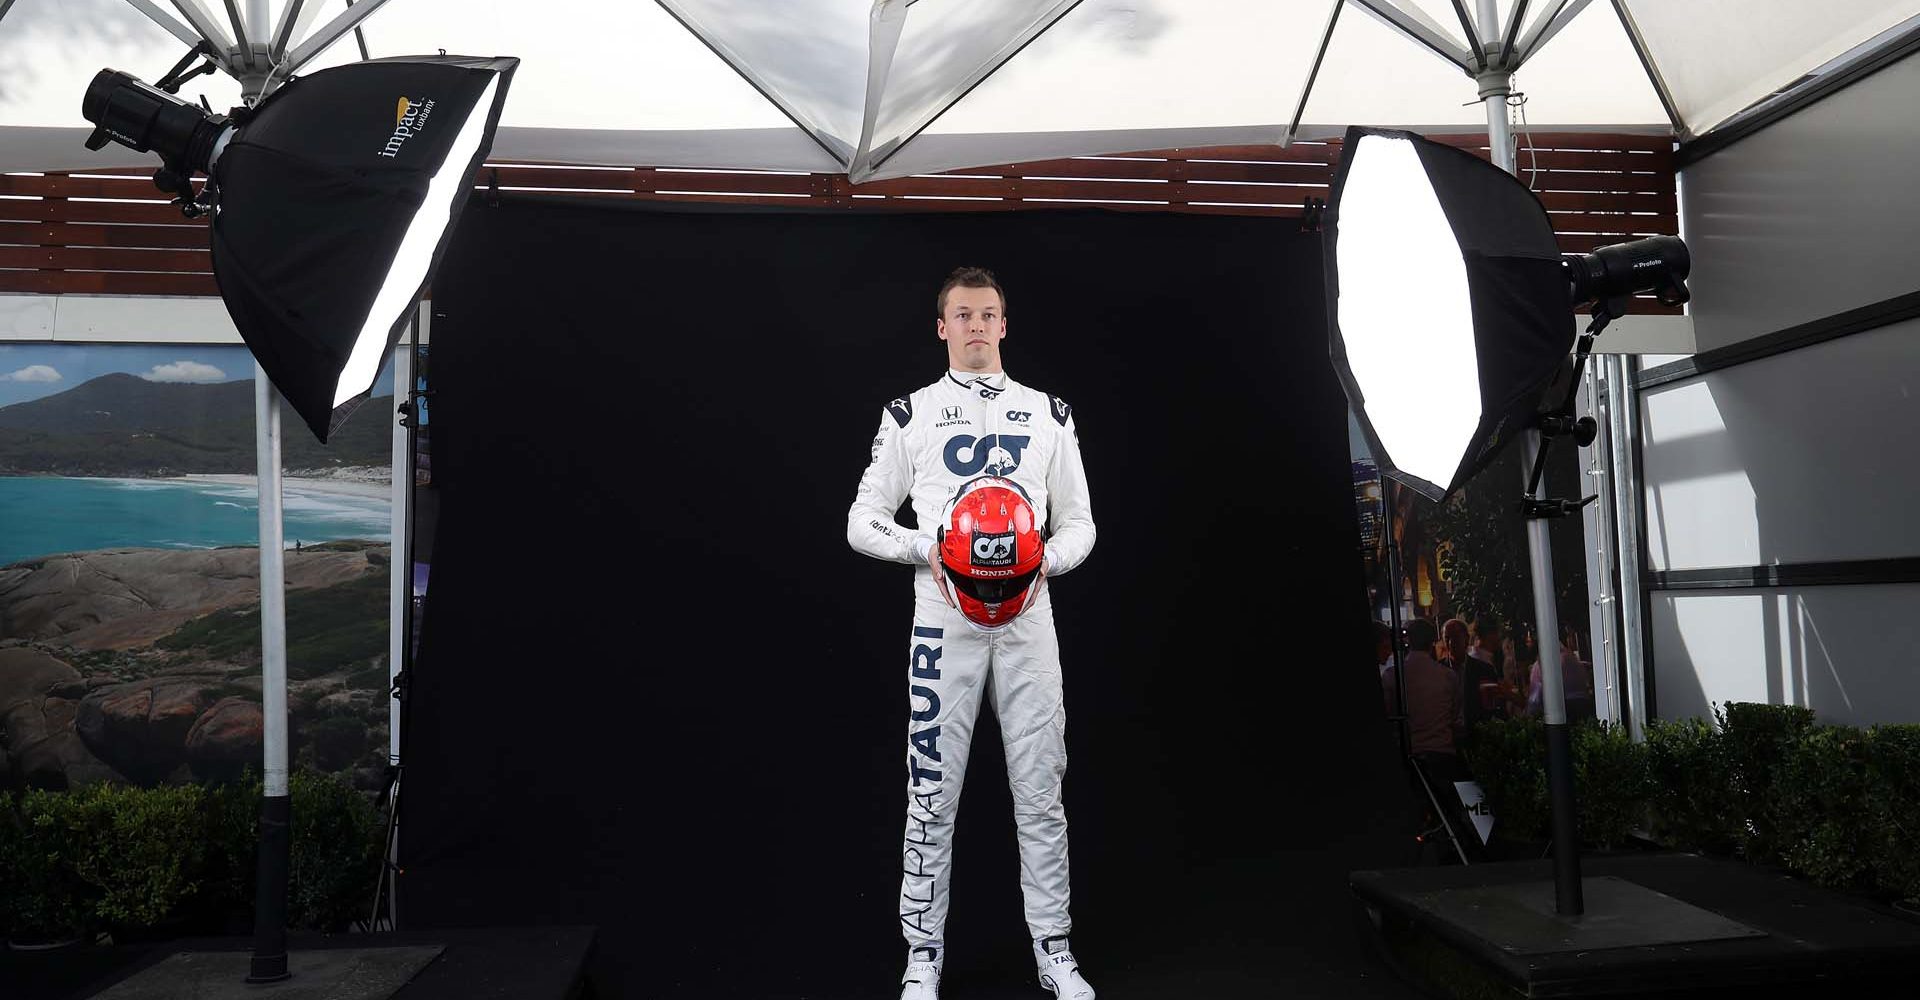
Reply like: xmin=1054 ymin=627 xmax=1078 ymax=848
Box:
xmin=196 ymin=776 xmax=263 ymax=929
xmin=1469 ymin=718 xmax=1651 ymax=850
xmin=288 ymin=770 xmax=382 ymax=930
xmin=1720 ymin=702 xmax=1815 ymax=865
xmin=0 ymin=770 xmax=383 ymax=941
xmin=67 ymin=783 xmax=210 ymax=929
xmin=1862 ymin=725 xmax=1920 ymax=901
xmin=1769 ymin=725 xmax=1873 ymax=890
xmin=1466 ymin=707 xmax=1920 ymax=905
xmin=1573 ymin=721 xmax=1653 ymax=849
xmin=1 ymin=784 xmax=206 ymax=940
xmin=1466 ymin=716 xmax=1549 ymax=844
xmin=1644 ymin=716 xmax=1739 ymax=854
xmin=0 ymin=790 xmax=93 ymax=942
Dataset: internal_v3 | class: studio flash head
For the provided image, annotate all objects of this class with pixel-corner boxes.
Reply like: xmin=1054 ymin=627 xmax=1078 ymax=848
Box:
xmin=1566 ymin=235 xmax=1691 ymax=310
xmin=83 ymin=69 xmax=234 ymax=170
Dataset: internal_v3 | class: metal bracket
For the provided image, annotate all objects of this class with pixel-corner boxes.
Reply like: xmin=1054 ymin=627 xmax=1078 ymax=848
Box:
xmin=1522 ymin=493 xmax=1599 ymax=519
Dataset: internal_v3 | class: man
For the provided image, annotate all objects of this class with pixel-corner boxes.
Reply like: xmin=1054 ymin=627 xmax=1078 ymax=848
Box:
xmin=1381 ymin=619 xmax=1464 ymax=762
xmin=1382 ymin=619 xmax=1477 ymax=860
xmin=1459 ymin=617 xmax=1508 ymax=728
xmin=1441 ymin=618 xmax=1471 ymax=671
xmin=1527 ymin=625 xmax=1594 ymax=718
xmin=848 ymin=267 xmax=1097 ymax=1000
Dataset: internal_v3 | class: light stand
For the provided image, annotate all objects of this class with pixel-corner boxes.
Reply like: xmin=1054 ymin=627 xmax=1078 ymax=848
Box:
xmin=1476 ymin=0 xmax=1581 ymax=913
xmin=83 ymin=3 xmax=514 ymax=983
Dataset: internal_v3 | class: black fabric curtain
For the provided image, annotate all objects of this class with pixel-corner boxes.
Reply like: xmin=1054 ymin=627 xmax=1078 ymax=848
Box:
xmin=401 ymin=197 xmax=1413 ymax=997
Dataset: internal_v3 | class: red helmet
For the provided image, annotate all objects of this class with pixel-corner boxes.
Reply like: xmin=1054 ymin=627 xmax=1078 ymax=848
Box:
xmin=934 ymin=476 xmax=1046 ymax=632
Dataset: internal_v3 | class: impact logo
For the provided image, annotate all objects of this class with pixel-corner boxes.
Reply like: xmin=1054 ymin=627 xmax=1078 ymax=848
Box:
xmin=971 ymin=531 xmax=1016 ymax=568
xmin=379 ymin=96 xmax=437 ymax=158
xmin=943 ymin=433 xmax=1029 ymax=476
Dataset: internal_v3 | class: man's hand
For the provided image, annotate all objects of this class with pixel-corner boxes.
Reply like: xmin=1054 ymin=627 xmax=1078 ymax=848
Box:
xmin=1041 ymin=548 xmax=1057 ymax=577
xmin=914 ymin=535 xmax=937 ymax=566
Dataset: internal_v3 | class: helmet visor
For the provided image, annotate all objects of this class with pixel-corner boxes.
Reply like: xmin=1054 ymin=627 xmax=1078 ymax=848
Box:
xmin=944 ymin=566 xmax=1040 ymax=605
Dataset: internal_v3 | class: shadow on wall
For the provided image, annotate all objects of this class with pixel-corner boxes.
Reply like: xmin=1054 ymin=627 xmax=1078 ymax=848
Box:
xmin=1640 ymin=328 xmax=1920 ymax=725
xmin=1652 ymin=586 xmax=1920 ymax=727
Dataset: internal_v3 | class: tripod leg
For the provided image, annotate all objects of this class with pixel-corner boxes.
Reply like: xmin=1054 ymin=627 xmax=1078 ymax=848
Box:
xmin=1411 ymin=758 xmax=1471 ymax=865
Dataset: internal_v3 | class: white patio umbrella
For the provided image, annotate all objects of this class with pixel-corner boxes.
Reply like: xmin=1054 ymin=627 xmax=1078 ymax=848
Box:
xmin=4 ymin=1 xmax=1917 ymax=178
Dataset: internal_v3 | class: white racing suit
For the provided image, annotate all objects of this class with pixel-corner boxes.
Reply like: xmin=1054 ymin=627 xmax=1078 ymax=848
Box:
xmin=848 ymin=369 xmax=1096 ymax=955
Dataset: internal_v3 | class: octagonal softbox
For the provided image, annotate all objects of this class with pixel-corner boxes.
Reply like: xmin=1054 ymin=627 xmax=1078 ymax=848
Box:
xmin=211 ymin=55 xmax=517 ymax=442
xmin=1324 ymin=126 xmax=1572 ymax=500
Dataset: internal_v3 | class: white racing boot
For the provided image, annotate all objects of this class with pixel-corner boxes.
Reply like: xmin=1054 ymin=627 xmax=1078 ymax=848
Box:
xmin=899 ymin=946 xmax=942 ymax=1000
xmin=1034 ymin=936 xmax=1095 ymax=999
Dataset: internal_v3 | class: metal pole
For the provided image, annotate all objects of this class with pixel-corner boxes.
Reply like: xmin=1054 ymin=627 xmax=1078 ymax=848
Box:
xmin=1604 ymin=354 xmax=1648 ymax=742
xmin=388 ymin=335 xmax=409 ymax=770
xmin=1383 ymin=481 xmax=1410 ymax=761
xmin=248 ymin=366 xmax=292 ymax=983
xmin=1580 ymin=362 xmax=1621 ymax=727
xmin=1481 ymin=36 xmax=1583 ymax=914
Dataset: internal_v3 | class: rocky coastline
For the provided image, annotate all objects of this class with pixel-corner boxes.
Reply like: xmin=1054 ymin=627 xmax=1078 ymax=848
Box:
xmin=1 ymin=543 xmax=393 ymax=794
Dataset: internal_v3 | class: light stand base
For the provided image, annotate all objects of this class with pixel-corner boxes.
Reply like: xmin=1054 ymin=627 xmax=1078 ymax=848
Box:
xmin=1390 ymin=874 xmax=1762 ymax=955
xmin=1352 ymin=853 xmax=1920 ymax=998
xmin=92 ymin=946 xmax=443 ymax=998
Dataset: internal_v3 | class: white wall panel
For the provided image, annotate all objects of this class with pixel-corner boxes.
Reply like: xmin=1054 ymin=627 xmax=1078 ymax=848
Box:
xmin=1651 ymin=584 xmax=1920 ymax=726
xmin=1640 ymin=317 xmax=1920 ymax=571
xmin=1682 ymin=49 xmax=1920 ymax=351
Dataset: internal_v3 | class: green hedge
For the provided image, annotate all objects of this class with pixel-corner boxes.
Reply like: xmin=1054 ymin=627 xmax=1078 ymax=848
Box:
xmin=1466 ymin=704 xmax=1920 ymax=902
xmin=0 ymin=770 xmax=382 ymax=943
xmin=1463 ymin=717 xmax=1653 ymax=850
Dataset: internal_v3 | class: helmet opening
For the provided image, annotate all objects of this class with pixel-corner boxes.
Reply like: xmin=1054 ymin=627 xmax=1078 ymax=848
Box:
xmin=943 ymin=566 xmax=1040 ymax=604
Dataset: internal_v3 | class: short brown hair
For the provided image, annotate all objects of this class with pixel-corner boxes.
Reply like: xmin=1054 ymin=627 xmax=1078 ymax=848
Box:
xmin=937 ymin=266 xmax=1006 ymax=318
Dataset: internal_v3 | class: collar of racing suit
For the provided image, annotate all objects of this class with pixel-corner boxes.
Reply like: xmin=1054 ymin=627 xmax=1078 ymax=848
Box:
xmin=947 ymin=368 xmax=1005 ymax=387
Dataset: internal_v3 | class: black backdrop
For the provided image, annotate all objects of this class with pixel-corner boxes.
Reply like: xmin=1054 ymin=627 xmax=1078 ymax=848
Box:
xmin=402 ymin=197 xmax=1417 ymax=998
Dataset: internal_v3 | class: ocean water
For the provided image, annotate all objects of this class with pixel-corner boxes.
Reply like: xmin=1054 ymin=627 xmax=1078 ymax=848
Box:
xmin=0 ymin=477 xmax=392 ymax=567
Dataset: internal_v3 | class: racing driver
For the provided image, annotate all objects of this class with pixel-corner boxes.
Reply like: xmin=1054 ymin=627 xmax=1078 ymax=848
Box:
xmin=848 ymin=266 xmax=1097 ymax=1000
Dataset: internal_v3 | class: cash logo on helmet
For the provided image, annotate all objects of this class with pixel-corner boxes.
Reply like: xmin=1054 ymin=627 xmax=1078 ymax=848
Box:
xmin=943 ymin=433 xmax=1030 ymax=477
xmin=971 ymin=530 xmax=1016 ymax=568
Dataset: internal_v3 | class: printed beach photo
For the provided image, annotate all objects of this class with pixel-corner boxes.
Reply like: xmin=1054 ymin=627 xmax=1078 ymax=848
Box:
xmin=0 ymin=343 xmax=396 ymax=793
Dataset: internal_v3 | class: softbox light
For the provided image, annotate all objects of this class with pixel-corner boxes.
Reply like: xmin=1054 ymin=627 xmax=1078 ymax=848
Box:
xmin=1324 ymin=126 xmax=1572 ymax=500
xmin=208 ymin=55 xmax=517 ymax=442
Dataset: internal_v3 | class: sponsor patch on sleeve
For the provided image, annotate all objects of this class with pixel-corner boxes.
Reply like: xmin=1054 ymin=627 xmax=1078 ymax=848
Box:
xmin=1047 ymin=395 xmax=1072 ymax=426
xmin=886 ymin=396 xmax=915 ymax=428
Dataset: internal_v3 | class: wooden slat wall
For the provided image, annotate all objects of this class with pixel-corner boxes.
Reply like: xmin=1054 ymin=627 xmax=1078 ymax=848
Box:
xmin=0 ymin=132 xmax=1677 ymax=309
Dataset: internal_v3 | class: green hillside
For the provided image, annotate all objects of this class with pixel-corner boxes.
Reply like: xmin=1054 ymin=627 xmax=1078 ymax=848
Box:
xmin=0 ymin=374 xmax=392 ymax=476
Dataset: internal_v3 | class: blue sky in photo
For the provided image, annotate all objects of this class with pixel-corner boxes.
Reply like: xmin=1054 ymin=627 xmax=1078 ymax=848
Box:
xmin=0 ymin=344 xmax=397 ymax=409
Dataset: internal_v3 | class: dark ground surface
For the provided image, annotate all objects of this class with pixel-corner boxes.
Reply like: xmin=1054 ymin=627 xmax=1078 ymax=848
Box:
xmin=1 ymin=926 xmax=591 ymax=1000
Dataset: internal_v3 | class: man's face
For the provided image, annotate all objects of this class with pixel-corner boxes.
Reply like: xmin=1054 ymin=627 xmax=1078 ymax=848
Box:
xmin=938 ymin=285 xmax=1006 ymax=372
xmin=1445 ymin=622 xmax=1470 ymax=658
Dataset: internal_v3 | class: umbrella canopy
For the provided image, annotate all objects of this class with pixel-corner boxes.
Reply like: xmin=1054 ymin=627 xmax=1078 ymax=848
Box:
xmin=3 ymin=0 xmax=1917 ymax=178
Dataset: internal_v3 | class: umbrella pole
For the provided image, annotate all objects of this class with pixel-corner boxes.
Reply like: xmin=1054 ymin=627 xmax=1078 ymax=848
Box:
xmin=233 ymin=25 xmax=297 ymax=975
xmin=1480 ymin=31 xmax=1584 ymax=915
xmin=249 ymin=366 xmax=294 ymax=982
